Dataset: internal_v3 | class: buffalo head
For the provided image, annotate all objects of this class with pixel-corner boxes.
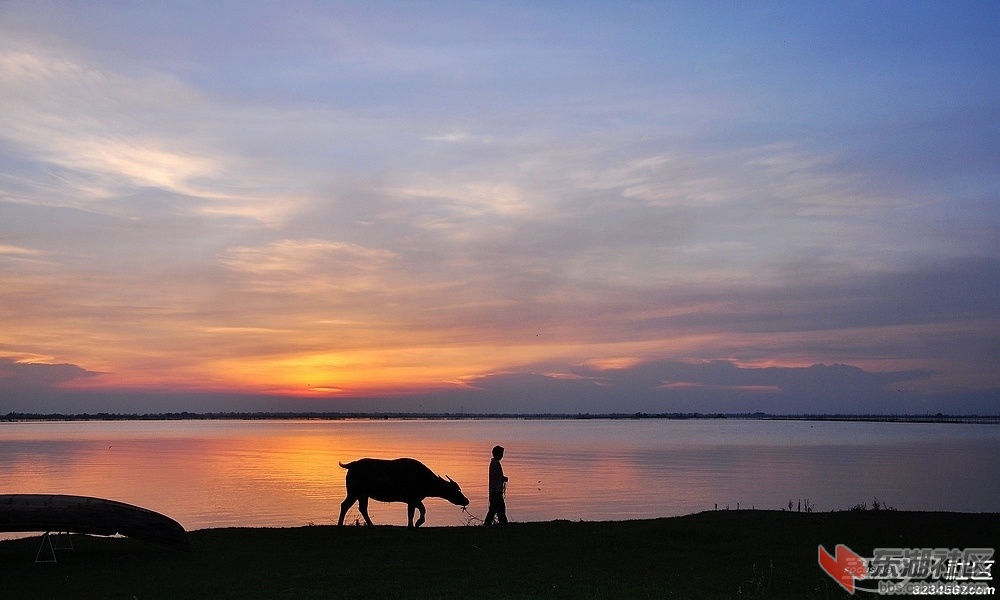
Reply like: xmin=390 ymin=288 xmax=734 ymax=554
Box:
xmin=442 ymin=476 xmax=470 ymax=507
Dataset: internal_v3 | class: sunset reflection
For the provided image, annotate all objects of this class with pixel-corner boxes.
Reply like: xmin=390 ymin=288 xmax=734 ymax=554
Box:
xmin=3 ymin=419 xmax=999 ymax=532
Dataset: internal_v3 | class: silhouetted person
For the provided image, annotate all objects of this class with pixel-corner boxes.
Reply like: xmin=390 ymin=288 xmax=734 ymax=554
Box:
xmin=483 ymin=445 xmax=508 ymax=526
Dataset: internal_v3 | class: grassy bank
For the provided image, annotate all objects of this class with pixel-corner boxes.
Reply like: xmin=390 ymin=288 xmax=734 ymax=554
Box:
xmin=2 ymin=510 xmax=997 ymax=599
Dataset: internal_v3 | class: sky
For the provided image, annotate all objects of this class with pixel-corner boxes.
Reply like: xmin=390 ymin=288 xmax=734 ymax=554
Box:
xmin=1 ymin=1 xmax=998 ymax=415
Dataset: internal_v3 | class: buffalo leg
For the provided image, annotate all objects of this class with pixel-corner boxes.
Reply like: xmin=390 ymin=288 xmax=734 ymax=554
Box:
xmin=357 ymin=496 xmax=375 ymax=526
xmin=407 ymin=504 xmax=416 ymax=528
xmin=338 ymin=495 xmax=357 ymax=526
xmin=414 ymin=501 xmax=426 ymax=528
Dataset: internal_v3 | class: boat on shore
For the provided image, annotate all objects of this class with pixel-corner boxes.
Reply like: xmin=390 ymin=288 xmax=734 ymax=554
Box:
xmin=0 ymin=494 xmax=189 ymax=550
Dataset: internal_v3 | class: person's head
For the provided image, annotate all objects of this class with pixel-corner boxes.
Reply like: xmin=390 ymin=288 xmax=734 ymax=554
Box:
xmin=492 ymin=445 xmax=504 ymax=459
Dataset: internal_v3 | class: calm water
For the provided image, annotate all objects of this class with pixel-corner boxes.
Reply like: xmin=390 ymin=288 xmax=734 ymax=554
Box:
xmin=1 ymin=419 xmax=998 ymax=531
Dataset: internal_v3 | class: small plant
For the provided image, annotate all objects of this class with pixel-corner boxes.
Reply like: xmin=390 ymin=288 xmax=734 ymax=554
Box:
xmin=737 ymin=561 xmax=774 ymax=598
xmin=872 ymin=496 xmax=896 ymax=511
xmin=846 ymin=496 xmax=896 ymax=511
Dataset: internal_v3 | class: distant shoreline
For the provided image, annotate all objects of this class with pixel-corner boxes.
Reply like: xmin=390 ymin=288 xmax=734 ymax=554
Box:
xmin=3 ymin=411 xmax=998 ymax=424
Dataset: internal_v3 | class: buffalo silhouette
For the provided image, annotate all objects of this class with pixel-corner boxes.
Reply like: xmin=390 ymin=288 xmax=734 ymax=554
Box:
xmin=337 ymin=458 xmax=469 ymax=527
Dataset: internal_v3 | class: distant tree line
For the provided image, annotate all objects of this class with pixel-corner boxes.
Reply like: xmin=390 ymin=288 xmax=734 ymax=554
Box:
xmin=2 ymin=411 xmax=997 ymax=424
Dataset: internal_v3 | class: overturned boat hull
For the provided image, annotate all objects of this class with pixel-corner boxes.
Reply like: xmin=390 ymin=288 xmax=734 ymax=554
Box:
xmin=0 ymin=494 xmax=189 ymax=550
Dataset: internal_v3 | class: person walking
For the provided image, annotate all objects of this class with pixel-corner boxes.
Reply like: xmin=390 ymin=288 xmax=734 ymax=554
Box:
xmin=483 ymin=445 xmax=508 ymax=526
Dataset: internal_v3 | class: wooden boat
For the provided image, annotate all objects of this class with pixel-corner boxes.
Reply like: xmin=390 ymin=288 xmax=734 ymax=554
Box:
xmin=0 ymin=494 xmax=189 ymax=551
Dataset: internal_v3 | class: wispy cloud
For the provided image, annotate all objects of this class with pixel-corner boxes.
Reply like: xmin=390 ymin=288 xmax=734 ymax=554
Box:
xmin=0 ymin=51 xmax=218 ymax=197
xmin=220 ymin=239 xmax=396 ymax=293
xmin=0 ymin=244 xmax=42 ymax=257
xmin=0 ymin=45 xmax=330 ymax=224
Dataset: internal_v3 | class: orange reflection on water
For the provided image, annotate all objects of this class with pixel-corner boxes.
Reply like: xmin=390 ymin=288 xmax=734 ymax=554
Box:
xmin=192 ymin=422 xmax=489 ymax=527
xmin=4 ymin=419 xmax=999 ymax=531
xmin=0 ymin=420 xmax=493 ymax=529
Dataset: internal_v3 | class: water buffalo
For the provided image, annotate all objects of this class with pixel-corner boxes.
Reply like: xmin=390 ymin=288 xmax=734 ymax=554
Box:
xmin=337 ymin=458 xmax=469 ymax=527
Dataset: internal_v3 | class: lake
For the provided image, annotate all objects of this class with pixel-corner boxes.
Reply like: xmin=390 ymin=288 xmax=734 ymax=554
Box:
xmin=1 ymin=419 xmax=998 ymax=531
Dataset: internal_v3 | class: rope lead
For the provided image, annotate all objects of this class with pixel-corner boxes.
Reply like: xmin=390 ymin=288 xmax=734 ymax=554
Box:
xmin=461 ymin=505 xmax=484 ymax=526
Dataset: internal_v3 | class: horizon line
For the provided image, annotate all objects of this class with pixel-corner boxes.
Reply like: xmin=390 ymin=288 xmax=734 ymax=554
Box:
xmin=3 ymin=411 xmax=998 ymax=424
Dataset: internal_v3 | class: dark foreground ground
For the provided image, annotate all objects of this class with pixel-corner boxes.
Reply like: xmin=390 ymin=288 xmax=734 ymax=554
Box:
xmin=1 ymin=510 xmax=997 ymax=599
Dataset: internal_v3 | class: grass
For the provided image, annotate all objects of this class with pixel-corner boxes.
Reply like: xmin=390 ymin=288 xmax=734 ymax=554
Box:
xmin=1 ymin=510 xmax=997 ymax=599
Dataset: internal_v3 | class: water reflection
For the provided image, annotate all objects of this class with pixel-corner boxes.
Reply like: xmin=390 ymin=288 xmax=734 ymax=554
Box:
xmin=2 ymin=419 xmax=998 ymax=530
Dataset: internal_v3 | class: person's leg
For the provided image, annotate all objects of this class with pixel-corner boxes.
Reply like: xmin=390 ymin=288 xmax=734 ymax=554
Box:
xmin=483 ymin=493 xmax=498 ymax=526
xmin=496 ymin=495 xmax=508 ymax=525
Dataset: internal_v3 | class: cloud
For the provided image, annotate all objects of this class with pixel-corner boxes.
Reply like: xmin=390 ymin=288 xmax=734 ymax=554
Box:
xmin=458 ymin=360 xmax=950 ymax=415
xmin=0 ymin=357 xmax=101 ymax=393
xmin=0 ymin=50 xmax=219 ymax=198
xmin=0 ymin=244 xmax=41 ymax=257
xmin=222 ymin=239 xmax=394 ymax=276
xmin=0 ymin=356 xmax=994 ymax=416
xmin=0 ymin=45 xmax=342 ymax=225
xmin=220 ymin=238 xmax=396 ymax=296
xmin=386 ymin=181 xmax=535 ymax=219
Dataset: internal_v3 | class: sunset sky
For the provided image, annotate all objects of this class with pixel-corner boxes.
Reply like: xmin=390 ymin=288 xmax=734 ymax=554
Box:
xmin=2 ymin=1 xmax=998 ymax=415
